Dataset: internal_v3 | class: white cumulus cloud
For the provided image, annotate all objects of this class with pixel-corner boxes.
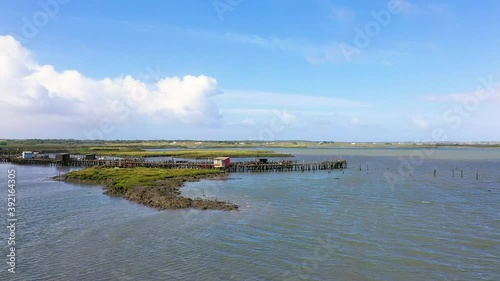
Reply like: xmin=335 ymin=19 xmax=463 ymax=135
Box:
xmin=0 ymin=35 xmax=222 ymax=138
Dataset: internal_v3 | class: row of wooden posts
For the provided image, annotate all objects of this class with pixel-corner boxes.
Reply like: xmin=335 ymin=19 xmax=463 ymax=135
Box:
xmin=4 ymin=157 xmax=347 ymax=172
xmin=7 ymin=158 xmax=213 ymax=169
xmin=225 ymin=160 xmax=347 ymax=173
xmin=433 ymin=167 xmax=480 ymax=179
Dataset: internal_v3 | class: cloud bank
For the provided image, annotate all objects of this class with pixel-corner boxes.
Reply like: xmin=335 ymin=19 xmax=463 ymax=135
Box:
xmin=0 ymin=35 xmax=222 ymax=139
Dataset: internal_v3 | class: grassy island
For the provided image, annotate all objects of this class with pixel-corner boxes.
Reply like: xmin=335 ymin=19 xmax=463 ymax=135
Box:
xmin=62 ymin=167 xmax=238 ymax=211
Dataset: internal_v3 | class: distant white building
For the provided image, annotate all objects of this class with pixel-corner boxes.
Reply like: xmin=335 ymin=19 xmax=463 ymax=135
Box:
xmin=22 ymin=151 xmax=33 ymax=159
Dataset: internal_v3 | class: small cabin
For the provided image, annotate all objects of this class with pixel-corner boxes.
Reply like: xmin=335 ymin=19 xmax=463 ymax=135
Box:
xmin=213 ymin=157 xmax=230 ymax=168
xmin=22 ymin=151 xmax=33 ymax=159
xmin=85 ymin=154 xmax=96 ymax=160
xmin=56 ymin=153 xmax=70 ymax=164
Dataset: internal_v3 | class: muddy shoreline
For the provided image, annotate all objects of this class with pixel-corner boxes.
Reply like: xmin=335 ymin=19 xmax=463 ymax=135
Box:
xmin=53 ymin=173 xmax=238 ymax=211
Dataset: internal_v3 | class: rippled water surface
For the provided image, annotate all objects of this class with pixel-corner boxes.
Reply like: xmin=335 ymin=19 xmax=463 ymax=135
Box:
xmin=0 ymin=148 xmax=499 ymax=280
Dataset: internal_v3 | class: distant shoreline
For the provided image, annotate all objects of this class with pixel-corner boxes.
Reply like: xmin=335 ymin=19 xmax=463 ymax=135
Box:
xmin=1 ymin=139 xmax=499 ymax=159
xmin=1 ymin=139 xmax=499 ymax=148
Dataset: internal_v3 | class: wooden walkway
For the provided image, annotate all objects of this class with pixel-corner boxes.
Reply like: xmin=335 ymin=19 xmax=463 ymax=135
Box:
xmin=226 ymin=160 xmax=347 ymax=172
xmin=3 ymin=157 xmax=347 ymax=173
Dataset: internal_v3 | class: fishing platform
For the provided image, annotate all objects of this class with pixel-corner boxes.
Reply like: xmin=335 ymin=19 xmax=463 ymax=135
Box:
xmin=2 ymin=155 xmax=347 ymax=173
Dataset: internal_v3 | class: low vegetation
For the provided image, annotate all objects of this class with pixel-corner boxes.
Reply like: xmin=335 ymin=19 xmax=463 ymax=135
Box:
xmin=0 ymin=139 xmax=293 ymax=158
xmin=63 ymin=167 xmax=238 ymax=211
xmin=90 ymin=149 xmax=291 ymax=158
xmin=1 ymin=139 xmax=499 ymax=157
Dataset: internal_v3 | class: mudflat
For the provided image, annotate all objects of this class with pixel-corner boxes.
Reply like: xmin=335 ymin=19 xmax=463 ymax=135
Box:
xmin=57 ymin=167 xmax=238 ymax=211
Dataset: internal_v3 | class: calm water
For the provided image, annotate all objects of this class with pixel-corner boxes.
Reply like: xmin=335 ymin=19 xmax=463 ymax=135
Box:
xmin=0 ymin=148 xmax=499 ymax=280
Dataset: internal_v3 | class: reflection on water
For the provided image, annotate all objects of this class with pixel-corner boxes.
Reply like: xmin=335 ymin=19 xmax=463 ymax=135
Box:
xmin=0 ymin=148 xmax=498 ymax=280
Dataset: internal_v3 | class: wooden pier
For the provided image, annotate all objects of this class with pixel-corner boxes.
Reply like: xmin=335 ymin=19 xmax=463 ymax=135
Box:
xmin=226 ymin=160 xmax=347 ymax=172
xmin=2 ymin=157 xmax=347 ymax=173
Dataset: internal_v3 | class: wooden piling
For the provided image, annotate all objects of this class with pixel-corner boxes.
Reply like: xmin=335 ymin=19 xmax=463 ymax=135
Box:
xmin=2 ymin=157 xmax=348 ymax=174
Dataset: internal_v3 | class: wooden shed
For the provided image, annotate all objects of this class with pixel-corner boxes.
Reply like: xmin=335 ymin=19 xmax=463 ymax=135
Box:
xmin=85 ymin=154 xmax=96 ymax=160
xmin=56 ymin=153 xmax=70 ymax=164
xmin=213 ymin=157 xmax=230 ymax=168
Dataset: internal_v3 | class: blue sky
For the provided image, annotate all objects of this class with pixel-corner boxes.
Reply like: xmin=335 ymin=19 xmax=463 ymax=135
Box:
xmin=1 ymin=0 xmax=499 ymax=141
